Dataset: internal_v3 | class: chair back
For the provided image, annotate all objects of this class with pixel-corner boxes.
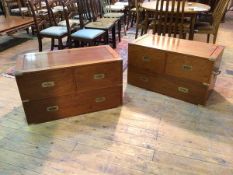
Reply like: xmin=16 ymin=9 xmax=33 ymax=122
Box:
xmin=212 ymin=0 xmax=230 ymax=31
xmin=77 ymin=0 xmax=93 ymax=23
xmin=28 ymin=0 xmax=48 ymax=33
xmin=151 ymin=0 xmax=187 ymax=38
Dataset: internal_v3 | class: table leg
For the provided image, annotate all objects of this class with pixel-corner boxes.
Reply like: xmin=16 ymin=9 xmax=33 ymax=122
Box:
xmin=189 ymin=14 xmax=197 ymax=40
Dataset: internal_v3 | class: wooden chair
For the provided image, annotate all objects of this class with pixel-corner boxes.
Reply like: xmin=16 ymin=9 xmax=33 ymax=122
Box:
xmin=66 ymin=0 xmax=107 ymax=47
xmin=194 ymin=0 xmax=231 ymax=43
xmin=84 ymin=0 xmax=119 ymax=48
xmin=28 ymin=0 xmax=68 ymax=51
xmin=100 ymin=0 xmax=126 ymax=40
xmin=135 ymin=0 xmax=189 ymax=39
xmin=5 ymin=0 xmax=30 ymax=16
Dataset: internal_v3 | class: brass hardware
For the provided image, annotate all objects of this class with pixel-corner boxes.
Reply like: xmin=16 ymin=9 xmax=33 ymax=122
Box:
xmin=178 ymin=87 xmax=189 ymax=94
xmin=46 ymin=106 xmax=59 ymax=112
xmin=182 ymin=64 xmax=192 ymax=71
xmin=213 ymin=70 xmax=221 ymax=75
xmin=142 ymin=56 xmax=151 ymax=62
xmin=202 ymin=82 xmax=210 ymax=86
xmin=41 ymin=81 xmax=55 ymax=88
xmin=95 ymin=97 xmax=106 ymax=103
xmin=140 ymin=76 xmax=149 ymax=82
xmin=93 ymin=73 xmax=105 ymax=80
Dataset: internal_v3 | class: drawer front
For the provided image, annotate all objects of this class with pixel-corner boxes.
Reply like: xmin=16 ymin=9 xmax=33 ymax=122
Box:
xmin=23 ymin=86 xmax=122 ymax=124
xmin=16 ymin=69 xmax=75 ymax=100
xmin=128 ymin=70 xmax=208 ymax=105
xmin=128 ymin=45 xmax=166 ymax=74
xmin=76 ymin=86 xmax=122 ymax=114
xmin=165 ymin=53 xmax=214 ymax=83
xmin=75 ymin=61 xmax=122 ymax=92
xmin=23 ymin=94 xmax=78 ymax=124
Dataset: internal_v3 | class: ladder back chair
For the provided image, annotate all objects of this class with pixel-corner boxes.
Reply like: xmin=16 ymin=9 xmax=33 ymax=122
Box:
xmin=29 ymin=0 xmax=68 ymax=51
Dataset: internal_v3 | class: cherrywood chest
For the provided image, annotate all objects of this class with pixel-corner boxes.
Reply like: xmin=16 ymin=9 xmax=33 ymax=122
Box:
xmin=15 ymin=46 xmax=123 ymax=124
xmin=128 ymin=34 xmax=224 ymax=105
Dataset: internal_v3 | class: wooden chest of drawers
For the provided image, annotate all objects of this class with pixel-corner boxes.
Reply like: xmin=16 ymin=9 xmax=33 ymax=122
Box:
xmin=128 ymin=34 xmax=224 ymax=105
xmin=15 ymin=46 xmax=122 ymax=124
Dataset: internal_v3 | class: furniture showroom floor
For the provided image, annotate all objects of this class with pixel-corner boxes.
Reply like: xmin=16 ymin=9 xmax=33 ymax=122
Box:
xmin=0 ymin=12 xmax=233 ymax=175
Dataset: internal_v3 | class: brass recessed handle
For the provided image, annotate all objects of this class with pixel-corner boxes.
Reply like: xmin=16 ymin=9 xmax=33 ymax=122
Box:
xmin=95 ymin=97 xmax=106 ymax=103
xmin=182 ymin=64 xmax=192 ymax=71
xmin=142 ymin=56 xmax=151 ymax=62
xmin=93 ymin=73 xmax=105 ymax=80
xmin=213 ymin=70 xmax=221 ymax=75
xmin=178 ymin=87 xmax=189 ymax=94
xmin=140 ymin=76 xmax=149 ymax=82
xmin=46 ymin=105 xmax=59 ymax=112
xmin=41 ymin=81 xmax=55 ymax=88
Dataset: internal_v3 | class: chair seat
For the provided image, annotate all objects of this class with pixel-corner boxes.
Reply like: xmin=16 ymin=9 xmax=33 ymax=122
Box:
xmin=58 ymin=19 xmax=80 ymax=27
xmin=71 ymin=29 xmax=105 ymax=40
xmin=40 ymin=26 xmax=67 ymax=37
xmin=105 ymin=5 xmax=125 ymax=11
xmin=103 ymin=12 xmax=124 ymax=18
xmin=114 ymin=2 xmax=128 ymax=7
xmin=11 ymin=7 xmax=29 ymax=13
xmin=85 ymin=18 xmax=118 ymax=30
xmin=195 ymin=22 xmax=213 ymax=33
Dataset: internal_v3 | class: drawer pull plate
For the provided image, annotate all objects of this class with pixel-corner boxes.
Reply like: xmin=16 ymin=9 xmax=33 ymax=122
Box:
xmin=95 ymin=97 xmax=106 ymax=103
xmin=140 ymin=76 xmax=149 ymax=82
xmin=46 ymin=106 xmax=59 ymax=112
xmin=142 ymin=56 xmax=151 ymax=62
xmin=213 ymin=70 xmax=221 ymax=75
xmin=41 ymin=81 xmax=55 ymax=88
xmin=93 ymin=73 xmax=105 ymax=80
xmin=178 ymin=87 xmax=189 ymax=94
xmin=182 ymin=65 xmax=192 ymax=71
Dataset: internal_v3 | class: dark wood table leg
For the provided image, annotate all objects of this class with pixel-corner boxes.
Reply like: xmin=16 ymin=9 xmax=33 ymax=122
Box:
xmin=189 ymin=14 xmax=197 ymax=40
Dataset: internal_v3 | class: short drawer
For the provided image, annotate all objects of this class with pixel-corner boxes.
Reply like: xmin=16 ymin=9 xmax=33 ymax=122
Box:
xmin=128 ymin=45 xmax=166 ymax=74
xmin=76 ymin=86 xmax=122 ymax=114
xmin=75 ymin=61 xmax=122 ymax=92
xmin=165 ymin=53 xmax=214 ymax=83
xmin=128 ymin=70 xmax=209 ymax=105
xmin=16 ymin=69 xmax=75 ymax=100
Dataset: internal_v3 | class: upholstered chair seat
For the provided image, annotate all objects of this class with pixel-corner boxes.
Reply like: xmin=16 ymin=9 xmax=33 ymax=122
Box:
xmin=40 ymin=26 xmax=67 ymax=36
xmin=71 ymin=29 xmax=105 ymax=40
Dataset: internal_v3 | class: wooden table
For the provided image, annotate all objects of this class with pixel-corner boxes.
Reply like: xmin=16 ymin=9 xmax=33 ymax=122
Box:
xmin=0 ymin=16 xmax=34 ymax=36
xmin=141 ymin=1 xmax=211 ymax=39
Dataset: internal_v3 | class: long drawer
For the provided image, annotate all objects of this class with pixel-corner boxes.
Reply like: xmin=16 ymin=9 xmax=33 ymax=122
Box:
xmin=128 ymin=70 xmax=209 ymax=105
xmin=16 ymin=69 xmax=75 ymax=101
xmin=23 ymin=86 xmax=122 ymax=124
xmin=75 ymin=61 xmax=122 ymax=92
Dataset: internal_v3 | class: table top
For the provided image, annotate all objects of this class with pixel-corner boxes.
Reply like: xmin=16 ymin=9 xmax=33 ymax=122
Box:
xmin=141 ymin=1 xmax=210 ymax=13
xmin=0 ymin=16 xmax=33 ymax=35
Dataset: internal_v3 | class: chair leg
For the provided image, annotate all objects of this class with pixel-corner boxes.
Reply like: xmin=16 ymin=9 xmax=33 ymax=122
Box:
xmin=38 ymin=37 xmax=43 ymax=52
xmin=213 ymin=34 xmax=217 ymax=44
xmin=112 ymin=25 xmax=116 ymax=48
xmin=118 ymin=20 xmax=121 ymax=42
xmin=135 ymin=26 xmax=139 ymax=39
xmin=58 ymin=38 xmax=63 ymax=50
xmin=207 ymin=34 xmax=210 ymax=43
xmin=51 ymin=38 xmax=54 ymax=50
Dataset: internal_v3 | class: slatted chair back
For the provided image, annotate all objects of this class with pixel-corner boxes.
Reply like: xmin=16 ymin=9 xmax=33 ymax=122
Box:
xmin=77 ymin=0 xmax=93 ymax=23
xmin=212 ymin=0 xmax=230 ymax=30
xmin=151 ymin=0 xmax=186 ymax=38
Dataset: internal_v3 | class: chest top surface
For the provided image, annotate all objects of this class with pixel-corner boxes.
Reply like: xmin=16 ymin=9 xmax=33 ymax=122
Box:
xmin=15 ymin=45 xmax=121 ymax=74
xmin=130 ymin=34 xmax=224 ymax=60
